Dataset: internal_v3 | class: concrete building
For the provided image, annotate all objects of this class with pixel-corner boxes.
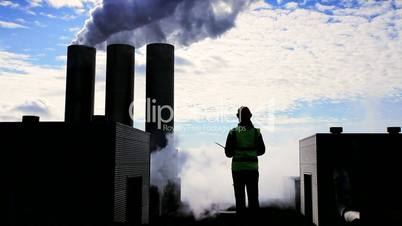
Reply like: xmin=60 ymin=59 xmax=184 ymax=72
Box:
xmin=300 ymin=127 xmax=402 ymax=226
xmin=0 ymin=44 xmax=150 ymax=225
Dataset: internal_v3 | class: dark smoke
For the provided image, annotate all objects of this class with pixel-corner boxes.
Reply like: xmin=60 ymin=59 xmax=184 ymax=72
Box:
xmin=73 ymin=0 xmax=257 ymax=48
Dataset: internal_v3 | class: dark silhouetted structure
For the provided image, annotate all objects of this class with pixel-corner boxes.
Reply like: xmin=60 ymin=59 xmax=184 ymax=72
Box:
xmin=0 ymin=44 xmax=150 ymax=225
xmin=65 ymin=45 xmax=96 ymax=123
xmin=106 ymin=44 xmax=135 ymax=126
xmin=145 ymin=43 xmax=180 ymax=218
xmin=146 ymin=43 xmax=175 ymax=151
xmin=300 ymin=127 xmax=402 ymax=226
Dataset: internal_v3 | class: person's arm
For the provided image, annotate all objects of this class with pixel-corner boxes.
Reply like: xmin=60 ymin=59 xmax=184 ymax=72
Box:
xmin=225 ymin=130 xmax=235 ymax=158
xmin=257 ymin=130 xmax=265 ymax=156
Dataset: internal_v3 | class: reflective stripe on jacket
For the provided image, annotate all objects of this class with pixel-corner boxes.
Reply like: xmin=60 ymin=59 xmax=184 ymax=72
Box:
xmin=231 ymin=126 xmax=260 ymax=171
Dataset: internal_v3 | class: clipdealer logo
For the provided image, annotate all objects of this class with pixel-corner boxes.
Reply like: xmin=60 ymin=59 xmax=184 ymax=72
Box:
xmin=129 ymin=98 xmax=174 ymax=132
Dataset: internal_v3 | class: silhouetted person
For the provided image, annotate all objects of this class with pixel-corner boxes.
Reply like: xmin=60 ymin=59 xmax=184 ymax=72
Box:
xmin=225 ymin=106 xmax=265 ymax=216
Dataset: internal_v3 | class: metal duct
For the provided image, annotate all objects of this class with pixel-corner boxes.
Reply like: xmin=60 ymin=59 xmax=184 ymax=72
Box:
xmin=145 ymin=43 xmax=174 ymax=151
xmin=64 ymin=45 xmax=96 ymax=123
xmin=105 ymin=44 xmax=135 ymax=126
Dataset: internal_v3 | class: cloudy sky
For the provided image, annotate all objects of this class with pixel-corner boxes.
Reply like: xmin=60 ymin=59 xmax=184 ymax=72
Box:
xmin=1 ymin=0 xmax=402 ymax=215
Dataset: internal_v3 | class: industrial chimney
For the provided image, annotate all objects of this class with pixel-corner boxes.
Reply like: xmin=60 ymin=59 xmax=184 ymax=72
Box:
xmin=64 ymin=45 xmax=96 ymax=123
xmin=105 ymin=44 xmax=135 ymax=126
xmin=146 ymin=43 xmax=179 ymax=218
xmin=145 ymin=43 xmax=174 ymax=151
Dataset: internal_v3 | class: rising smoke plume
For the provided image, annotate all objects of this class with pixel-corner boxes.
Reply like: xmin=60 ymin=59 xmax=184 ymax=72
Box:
xmin=73 ymin=0 xmax=257 ymax=48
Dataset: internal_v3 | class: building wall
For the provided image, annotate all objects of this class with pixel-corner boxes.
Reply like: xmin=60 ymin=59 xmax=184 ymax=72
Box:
xmin=0 ymin=122 xmax=150 ymax=225
xmin=0 ymin=122 xmax=116 ymax=224
xmin=300 ymin=132 xmax=402 ymax=226
xmin=114 ymin=123 xmax=150 ymax=224
xmin=299 ymin=135 xmax=319 ymax=225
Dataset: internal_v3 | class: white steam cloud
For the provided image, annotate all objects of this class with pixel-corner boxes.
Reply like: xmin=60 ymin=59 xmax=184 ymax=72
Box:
xmin=150 ymin=132 xmax=299 ymax=218
xmin=150 ymin=134 xmax=183 ymax=193
xmin=180 ymin=142 xmax=299 ymax=218
xmin=73 ymin=0 xmax=257 ymax=48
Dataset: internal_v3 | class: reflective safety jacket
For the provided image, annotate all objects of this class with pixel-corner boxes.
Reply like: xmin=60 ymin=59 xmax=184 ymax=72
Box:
xmin=225 ymin=125 xmax=265 ymax=171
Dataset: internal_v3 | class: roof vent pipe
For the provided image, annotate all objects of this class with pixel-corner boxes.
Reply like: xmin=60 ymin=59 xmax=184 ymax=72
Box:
xmin=22 ymin=115 xmax=40 ymax=124
xmin=330 ymin=127 xmax=343 ymax=134
xmin=387 ymin=127 xmax=401 ymax=134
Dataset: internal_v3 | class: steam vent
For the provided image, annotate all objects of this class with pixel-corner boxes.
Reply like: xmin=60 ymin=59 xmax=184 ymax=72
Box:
xmin=0 ymin=44 xmax=153 ymax=225
xmin=299 ymin=127 xmax=402 ymax=226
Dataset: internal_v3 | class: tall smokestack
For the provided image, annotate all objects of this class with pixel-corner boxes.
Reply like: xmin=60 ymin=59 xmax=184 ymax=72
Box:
xmin=105 ymin=44 xmax=135 ymax=126
xmin=146 ymin=43 xmax=174 ymax=151
xmin=64 ymin=45 xmax=96 ymax=123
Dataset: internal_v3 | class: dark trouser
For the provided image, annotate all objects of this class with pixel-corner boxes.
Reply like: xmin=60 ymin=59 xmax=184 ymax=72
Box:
xmin=232 ymin=170 xmax=260 ymax=214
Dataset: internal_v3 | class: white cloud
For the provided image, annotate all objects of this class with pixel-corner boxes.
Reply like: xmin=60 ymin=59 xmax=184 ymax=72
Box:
xmin=74 ymin=7 xmax=86 ymax=15
xmin=26 ymin=10 xmax=37 ymax=16
xmin=27 ymin=0 xmax=42 ymax=8
xmin=56 ymin=42 xmax=69 ymax=47
xmin=250 ymin=0 xmax=272 ymax=10
xmin=0 ymin=49 xmax=108 ymax=121
xmin=34 ymin=20 xmax=46 ymax=27
xmin=15 ymin=18 xmax=26 ymax=24
xmin=0 ymin=20 xmax=28 ymax=29
xmin=13 ymin=100 xmax=50 ymax=116
xmin=26 ymin=0 xmax=99 ymax=9
xmin=0 ymin=0 xmax=19 ymax=8
xmin=44 ymin=0 xmax=98 ymax=9
xmin=284 ymin=2 xmax=298 ymax=10
xmin=68 ymin=26 xmax=81 ymax=32
xmin=162 ymin=2 xmax=402 ymax=123
xmin=0 ymin=50 xmax=65 ymax=121
xmin=315 ymin=2 xmax=336 ymax=12
xmin=39 ymin=12 xmax=57 ymax=18
xmin=59 ymin=35 xmax=70 ymax=40
xmin=55 ymin=55 xmax=66 ymax=62
xmin=59 ymin=14 xmax=79 ymax=20
xmin=46 ymin=0 xmax=84 ymax=8
xmin=39 ymin=11 xmax=80 ymax=20
xmin=121 ymin=1 xmax=402 ymax=132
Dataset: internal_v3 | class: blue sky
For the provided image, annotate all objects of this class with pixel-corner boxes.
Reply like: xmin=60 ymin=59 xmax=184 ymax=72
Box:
xmin=0 ymin=1 xmax=92 ymax=67
xmin=1 ymin=0 xmax=402 ymax=213
xmin=1 ymin=0 xmax=399 ymax=66
xmin=0 ymin=0 xmax=399 ymax=62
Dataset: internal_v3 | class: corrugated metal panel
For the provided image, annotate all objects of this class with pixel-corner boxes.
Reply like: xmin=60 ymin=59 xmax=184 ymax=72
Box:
xmin=113 ymin=123 xmax=150 ymax=224
xmin=299 ymin=135 xmax=319 ymax=225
